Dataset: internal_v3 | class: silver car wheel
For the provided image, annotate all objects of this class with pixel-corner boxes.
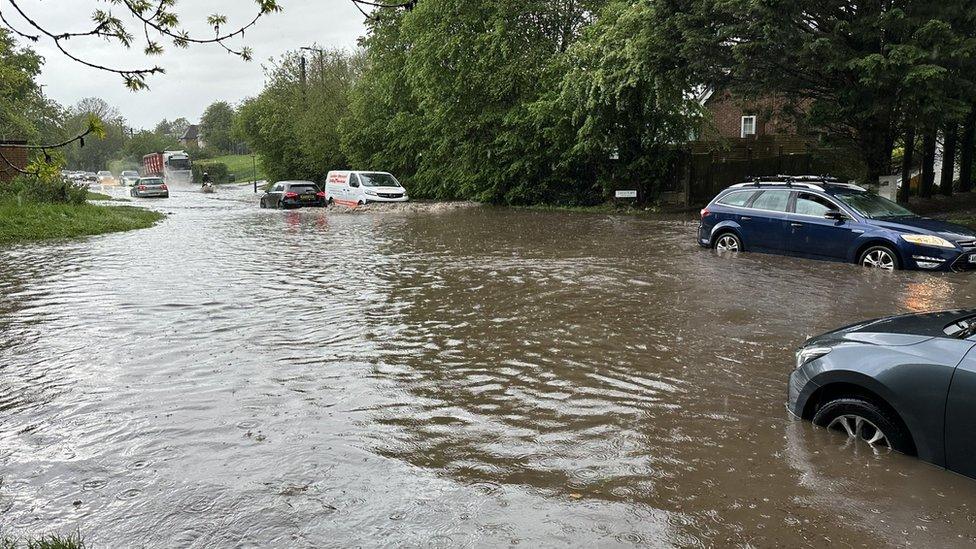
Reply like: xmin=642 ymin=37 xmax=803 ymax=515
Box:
xmin=827 ymin=414 xmax=890 ymax=448
xmin=862 ymin=249 xmax=895 ymax=270
xmin=715 ymin=235 xmax=740 ymax=253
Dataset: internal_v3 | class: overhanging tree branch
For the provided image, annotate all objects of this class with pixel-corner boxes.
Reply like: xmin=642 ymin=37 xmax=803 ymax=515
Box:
xmin=0 ymin=0 xmax=281 ymax=89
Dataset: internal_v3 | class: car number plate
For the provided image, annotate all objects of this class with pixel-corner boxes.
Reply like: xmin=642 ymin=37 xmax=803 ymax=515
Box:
xmin=968 ymin=255 xmax=976 ymax=264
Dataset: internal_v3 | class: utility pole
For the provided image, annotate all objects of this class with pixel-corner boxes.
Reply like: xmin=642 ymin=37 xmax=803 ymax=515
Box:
xmin=299 ymin=55 xmax=307 ymax=101
xmin=300 ymin=46 xmax=327 ymax=89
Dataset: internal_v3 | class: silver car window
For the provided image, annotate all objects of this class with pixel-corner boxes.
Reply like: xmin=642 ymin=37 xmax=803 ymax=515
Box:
xmin=750 ymin=190 xmax=791 ymax=212
xmin=795 ymin=193 xmax=837 ymax=217
xmin=716 ymin=191 xmax=755 ymax=207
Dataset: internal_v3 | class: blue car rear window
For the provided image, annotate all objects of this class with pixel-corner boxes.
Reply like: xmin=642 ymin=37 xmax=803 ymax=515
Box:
xmin=716 ymin=191 xmax=755 ymax=207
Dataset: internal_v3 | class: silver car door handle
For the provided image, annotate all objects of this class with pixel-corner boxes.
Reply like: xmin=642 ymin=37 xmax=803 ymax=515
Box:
xmin=790 ymin=222 xmax=804 ymax=227
xmin=740 ymin=216 xmax=752 ymax=221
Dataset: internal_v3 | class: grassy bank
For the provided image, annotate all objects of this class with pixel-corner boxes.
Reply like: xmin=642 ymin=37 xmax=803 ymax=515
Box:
xmin=0 ymin=199 xmax=164 ymax=245
xmin=203 ymin=154 xmax=265 ymax=182
xmin=1 ymin=532 xmax=86 ymax=549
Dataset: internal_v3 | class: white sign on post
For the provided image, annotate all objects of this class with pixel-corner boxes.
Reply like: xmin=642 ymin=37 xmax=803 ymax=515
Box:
xmin=615 ymin=190 xmax=637 ymax=199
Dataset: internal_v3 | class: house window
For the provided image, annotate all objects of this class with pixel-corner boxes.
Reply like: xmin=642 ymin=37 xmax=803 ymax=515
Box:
xmin=741 ymin=115 xmax=757 ymax=138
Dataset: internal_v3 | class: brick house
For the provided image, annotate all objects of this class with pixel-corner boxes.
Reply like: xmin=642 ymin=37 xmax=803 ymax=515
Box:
xmin=0 ymin=140 xmax=28 ymax=183
xmin=694 ymin=89 xmax=812 ymax=158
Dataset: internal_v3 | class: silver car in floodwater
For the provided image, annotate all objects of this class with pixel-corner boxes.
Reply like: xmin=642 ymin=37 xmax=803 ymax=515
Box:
xmin=130 ymin=177 xmax=169 ymax=199
xmin=789 ymin=309 xmax=976 ymax=479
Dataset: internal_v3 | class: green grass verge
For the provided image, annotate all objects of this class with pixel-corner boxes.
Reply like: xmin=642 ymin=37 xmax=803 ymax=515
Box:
xmin=0 ymin=199 xmax=164 ymax=245
xmin=86 ymin=191 xmax=112 ymax=201
xmin=951 ymin=218 xmax=976 ymax=230
xmin=1 ymin=532 xmax=86 ymax=549
xmin=201 ymin=154 xmax=265 ymax=182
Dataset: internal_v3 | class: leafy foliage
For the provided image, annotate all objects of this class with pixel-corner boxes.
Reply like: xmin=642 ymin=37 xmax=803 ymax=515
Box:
xmin=236 ymin=48 xmax=363 ymax=183
xmin=200 ymin=101 xmax=237 ymax=153
xmin=1 ymin=160 xmax=89 ymax=205
xmin=0 ymin=28 xmax=65 ymax=149
xmin=656 ymin=0 xmax=976 ymax=182
xmin=123 ymin=130 xmax=181 ymax=161
xmin=62 ymin=98 xmax=125 ymax=172
xmin=338 ymin=0 xmax=699 ymax=204
xmin=1 ymin=0 xmax=282 ymax=89
xmin=192 ymin=162 xmax=231 ymax=183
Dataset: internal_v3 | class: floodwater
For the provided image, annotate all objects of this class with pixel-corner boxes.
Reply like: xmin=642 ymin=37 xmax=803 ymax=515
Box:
xmin=2 ymin=185 xmax=976 ymax=548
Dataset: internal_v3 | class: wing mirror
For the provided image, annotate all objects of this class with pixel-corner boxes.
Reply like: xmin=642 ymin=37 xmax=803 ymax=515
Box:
xmin=824 ymin=210 xmax=847 ymax=221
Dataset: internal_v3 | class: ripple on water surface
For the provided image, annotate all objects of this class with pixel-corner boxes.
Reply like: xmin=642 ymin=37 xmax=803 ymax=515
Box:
xmin=2 ymin=187 xmax=976 ymax=546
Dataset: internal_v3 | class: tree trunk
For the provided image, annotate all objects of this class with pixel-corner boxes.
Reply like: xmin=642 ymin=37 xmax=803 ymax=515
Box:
xmin=941 ymin=123 xmax=958 ymax=196
xmin=863 ymin=141 xmax=892 ymax=189
xmin=960 ymin=109 xmax=976 ymax=193
xmin=898 ymin=126 xmax=915 ymax=204
xmin=921 ymin=129 xmax=937 ymax=198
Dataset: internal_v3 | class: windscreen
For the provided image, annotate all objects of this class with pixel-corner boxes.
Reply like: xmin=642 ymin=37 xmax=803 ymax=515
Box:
xmin=141 ymin=178 xmax=164 ymax=186
xmin=834 ymin=191 xmax=915 ymax=219
xmin=945 ymin=316 xmax=976 ymax=338
xmin=167 ymin=158 xmax=191 ymax=170
xmin=359 ymin=173 xmax=401 ymax=188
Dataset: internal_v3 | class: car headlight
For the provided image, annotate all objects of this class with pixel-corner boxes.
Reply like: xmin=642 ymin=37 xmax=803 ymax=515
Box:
xmin=901 ymin=234 xmax=956 ymax=249
xmin=364 ymin=189 xmax=378 ymax=196
xmin=795 ymin=346 xmax=832 ymax=369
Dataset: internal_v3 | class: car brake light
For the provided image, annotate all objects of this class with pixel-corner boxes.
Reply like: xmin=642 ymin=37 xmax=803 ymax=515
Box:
xmin=284 ymin=192 xmax=299 ymax=198
xmin=160 ymin=184 xmax=168 ymax=190
xmin=138 ymin=185 xmax=146 ymax=190
xmin=316 ymin=192 xmax=326 ymax=198
xmin=700 ymin=208 xmax=710 ymax=218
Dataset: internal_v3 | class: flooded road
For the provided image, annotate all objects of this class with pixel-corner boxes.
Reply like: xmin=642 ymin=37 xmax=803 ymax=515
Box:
xmin=3 ymin=185 xmax=976 ymax=547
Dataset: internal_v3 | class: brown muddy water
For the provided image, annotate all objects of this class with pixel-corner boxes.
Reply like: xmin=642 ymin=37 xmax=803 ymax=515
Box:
xmin=2 ymin=185 xmax=976 ymax=547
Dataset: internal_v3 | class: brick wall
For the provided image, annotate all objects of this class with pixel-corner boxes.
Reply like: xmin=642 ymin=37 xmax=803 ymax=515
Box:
xmin=702 ymin=91 xmax=801 ymax=141
xmin=0 ymin=140 xmax=28 ymax=183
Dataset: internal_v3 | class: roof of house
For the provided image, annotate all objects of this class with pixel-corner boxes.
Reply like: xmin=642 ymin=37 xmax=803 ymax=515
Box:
xmin=181 ymin=125 xmax=199 ymax=140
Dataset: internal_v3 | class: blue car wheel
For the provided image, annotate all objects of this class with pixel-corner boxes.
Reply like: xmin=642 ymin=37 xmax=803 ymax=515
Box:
xmin=858 ymin=245 xmax=899 ymax=271
xmin=714 ymin=232 xmax=742 ymax=253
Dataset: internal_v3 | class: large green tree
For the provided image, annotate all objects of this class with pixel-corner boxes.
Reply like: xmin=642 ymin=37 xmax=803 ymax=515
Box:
xmin=236 ymin=48 xmax=362 ymax=182
xmin=341 ymin=0 xmax=623 ymax=204
xmin=0 ymin=28 xmax=63 ymax=144
xmin=63 ymin=98 xmax=125 ymax=171
xmin=200 ymin=101 xmax=237 ymax=153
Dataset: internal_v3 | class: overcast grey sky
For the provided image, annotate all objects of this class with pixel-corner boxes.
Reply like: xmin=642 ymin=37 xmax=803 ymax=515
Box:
xmin=10 ymin=1 xmax=366 ymax=128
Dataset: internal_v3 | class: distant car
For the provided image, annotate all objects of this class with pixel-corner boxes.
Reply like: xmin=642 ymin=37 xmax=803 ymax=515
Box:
xmin=259 ymin=181 xmax=325 ymax=209
xmin=82 ymin=172 xmax=98 ymax=183
xmin=120 ymin=170 xmax=140 ymax=186
xmin=97 ymin=170 xmax=115 ymax=185
xmin=130 ymin=177 xmax=169 ymax=198
xmin=324 ymin=171 xmax=409 ymax=206
xmin=698 ymin=176 xmax=976 ymax=271
xmin=789 ymin=309 xmax=976 ymax=479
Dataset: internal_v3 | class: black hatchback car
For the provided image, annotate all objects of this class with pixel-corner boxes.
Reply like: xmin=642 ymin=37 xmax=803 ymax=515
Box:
xmin=259 ymin=181 xmax=326 ymax=209
xmin=790 ymin=310 xmax=976 ymax=479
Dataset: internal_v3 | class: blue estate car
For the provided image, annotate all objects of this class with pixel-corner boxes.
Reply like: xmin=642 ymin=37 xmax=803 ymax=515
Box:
xmin=698 ymin=176 xmax=976 ymax=271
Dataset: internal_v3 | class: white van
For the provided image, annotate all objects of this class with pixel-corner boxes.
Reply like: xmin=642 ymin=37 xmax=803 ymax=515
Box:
xmin=324 ymin=171 xmax=409 ymax=206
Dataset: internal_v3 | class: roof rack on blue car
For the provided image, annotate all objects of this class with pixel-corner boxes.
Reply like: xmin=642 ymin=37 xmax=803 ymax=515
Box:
xmin=729 ymin=175 xmax=866 ymax=193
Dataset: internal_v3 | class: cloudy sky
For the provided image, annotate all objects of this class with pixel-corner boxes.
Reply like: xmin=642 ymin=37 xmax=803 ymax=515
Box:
xmin=9 ymin=1 xmax=367 ymax=128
